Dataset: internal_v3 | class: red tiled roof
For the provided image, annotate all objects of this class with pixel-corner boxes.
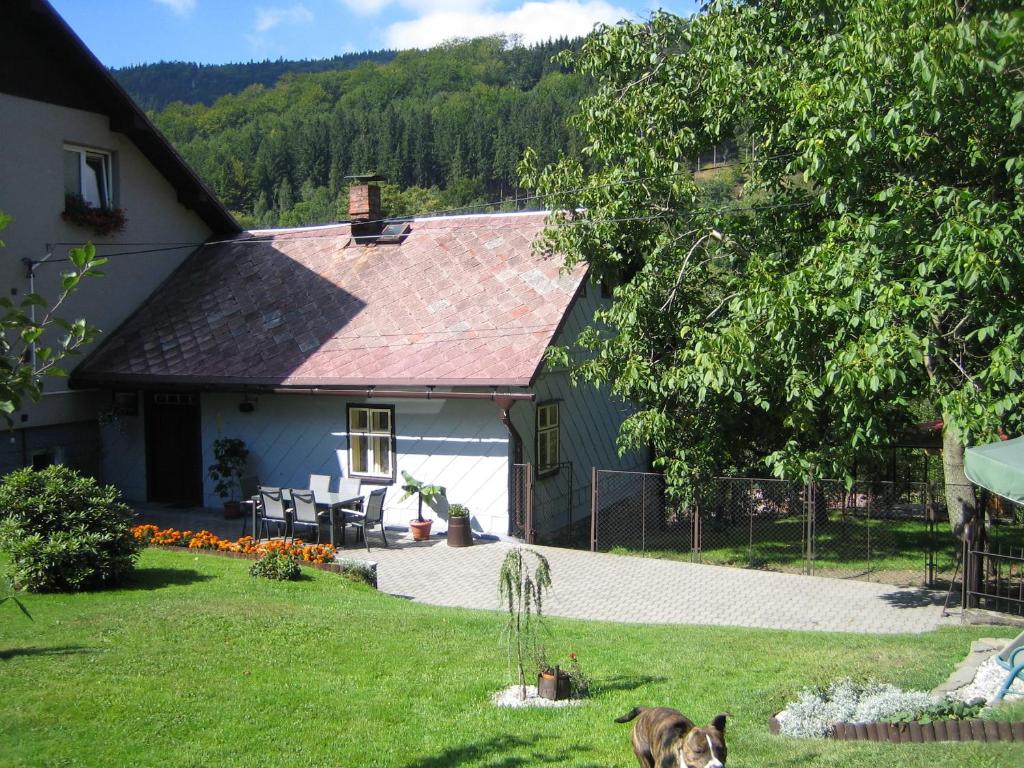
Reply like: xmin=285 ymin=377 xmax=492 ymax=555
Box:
xmin=73 ymin=211 xmax=585 ymax=389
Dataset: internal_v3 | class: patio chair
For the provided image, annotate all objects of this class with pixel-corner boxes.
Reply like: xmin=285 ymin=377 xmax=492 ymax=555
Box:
xmin=239 ymin=475 xmax=260 ymax=538
xmin=289 ymin=489 xmax=322 ymax=544
xmin=309 ymin=474 xmax=332 ymax=502
xmin=992 ymin=628 xmax=1024 ymax=703
xmin=338 ymin=477 xmax=363 ymax=512
xmin=346 ymin=487 xmax=387 ymax=551
xmin=258 ymin=486 xmax=290 ymax=541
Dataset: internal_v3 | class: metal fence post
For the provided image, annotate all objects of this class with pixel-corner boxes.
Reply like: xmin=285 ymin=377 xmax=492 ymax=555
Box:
xmin=804 ymin=477 xmax=815 ymax=575
xmin=641 ymin=472 xmax=647 ymax=554
xmin=590 ymin=467 xmax=598 ymax=552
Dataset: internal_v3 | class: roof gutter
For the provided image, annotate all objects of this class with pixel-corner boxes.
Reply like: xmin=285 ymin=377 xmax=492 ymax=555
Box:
xmin=266 ymin=387 xmax=534 ymax=402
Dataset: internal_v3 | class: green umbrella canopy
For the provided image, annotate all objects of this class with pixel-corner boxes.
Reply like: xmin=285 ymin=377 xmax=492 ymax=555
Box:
xmin=965 ymin=436 xmax=1024 ymax=505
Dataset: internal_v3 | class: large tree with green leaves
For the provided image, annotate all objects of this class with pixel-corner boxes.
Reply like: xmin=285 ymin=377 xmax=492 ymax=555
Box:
xmin=523 ymin=0 xmax=1024 ymax=537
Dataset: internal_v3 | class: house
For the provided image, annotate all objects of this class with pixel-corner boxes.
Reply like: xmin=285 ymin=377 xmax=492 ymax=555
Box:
xmin=2 ymin=1 xmax=642 ymax=539
xmin=0 ymin=0 xmax=239 ymax=475
xmin=72 ymin=182 xmax=644 ymax=537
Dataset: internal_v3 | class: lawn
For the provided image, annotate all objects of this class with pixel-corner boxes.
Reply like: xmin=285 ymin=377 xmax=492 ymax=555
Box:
xmin=0 ymin=548 xmax=1019 ymax=767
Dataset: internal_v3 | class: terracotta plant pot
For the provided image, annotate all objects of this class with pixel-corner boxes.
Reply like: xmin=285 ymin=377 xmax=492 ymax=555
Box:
xmin=537 ymin=668 xmax=571 ymax=701
xmin=409 ymin=519 xmax=433 ymax=541
xmin=447 ymin=516 xmax=473 ymax=547
xmin=223 ymin=500 xmax=242 ymax=519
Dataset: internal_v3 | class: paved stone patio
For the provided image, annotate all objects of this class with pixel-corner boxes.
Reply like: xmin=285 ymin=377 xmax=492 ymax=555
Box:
xmin=365 ymin=537 xmax=957 ymax=634
xmin=134 ymin=505 xmax=958 ymax=635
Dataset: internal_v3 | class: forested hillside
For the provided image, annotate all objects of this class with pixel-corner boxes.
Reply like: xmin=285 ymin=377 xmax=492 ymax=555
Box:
xmin=114 ymin=50 xmax=398 ymax=111
xmin=137 ymin=36 xmax=589 ymax=228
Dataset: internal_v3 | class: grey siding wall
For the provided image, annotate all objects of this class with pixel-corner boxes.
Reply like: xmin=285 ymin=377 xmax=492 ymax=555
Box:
xmin=98 ymin=398 xmax=147 ymax=501
xmin=512 ymin=283 xmax=645 ymax=538
xmin=0 ymin=93 xmax=211 ymax=431
xmin=0 ymin=420 xmax=100 ymax=479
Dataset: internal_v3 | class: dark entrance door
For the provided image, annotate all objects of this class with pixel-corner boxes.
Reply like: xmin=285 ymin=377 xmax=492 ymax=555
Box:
xmin=145 ymin=392 xmax=202 ymax=505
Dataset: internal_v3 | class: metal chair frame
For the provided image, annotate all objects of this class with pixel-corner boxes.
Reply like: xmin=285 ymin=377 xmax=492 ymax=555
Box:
xmin=258 ymin=486 xmax=290 ymax=541
xmin=346 ymin=487 xmax=388 ymax=551
xmin=289 ymin=489 xmax=322 ymax=544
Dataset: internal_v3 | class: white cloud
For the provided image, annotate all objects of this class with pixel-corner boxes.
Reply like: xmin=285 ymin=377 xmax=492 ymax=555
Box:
xmin=154 ymin=0 xmax=197 ymax=17
xmin=254 ymin=3 xmax=315 ymax=33
xmin=381 ymin=1 xmax=633 ymax=48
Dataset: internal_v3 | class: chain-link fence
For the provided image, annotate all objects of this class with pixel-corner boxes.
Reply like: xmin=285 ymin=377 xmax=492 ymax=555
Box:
xmin=589 ymin=471 xmax=1023 ymax=587
xmin=696 ymin=477 xmax=807 ymax=573
xmin=590 ymin=470 xmax=675 ymax=554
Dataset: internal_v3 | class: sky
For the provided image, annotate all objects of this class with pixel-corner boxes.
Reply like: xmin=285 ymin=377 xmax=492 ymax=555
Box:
xmin=49 ymin=1 xmax=702 ymax=69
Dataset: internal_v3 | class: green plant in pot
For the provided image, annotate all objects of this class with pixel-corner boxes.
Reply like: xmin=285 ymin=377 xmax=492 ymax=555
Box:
xmin=207 ymin=438 xmax=249 ymax=518
xmin=447 ymin=503 xmax=473 ymax=548
xmin=400 ymin=470 xmax=444 ymax=541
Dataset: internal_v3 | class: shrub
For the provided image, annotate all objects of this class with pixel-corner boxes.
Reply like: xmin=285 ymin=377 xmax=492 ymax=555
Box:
xmin=250 ymin=550 xmax=301 ymax=581
xmin=777 ymin=678 xmax=941 ymax=738
xmin=0 ymin=466 xmax=139 ymax=592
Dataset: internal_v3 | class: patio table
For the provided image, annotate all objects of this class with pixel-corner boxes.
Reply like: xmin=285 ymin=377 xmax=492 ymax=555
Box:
xmin=250 ymin=490 xmax=363 ymax=547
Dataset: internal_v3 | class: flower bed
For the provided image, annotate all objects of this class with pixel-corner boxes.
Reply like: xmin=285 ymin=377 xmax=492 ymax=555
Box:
xmin=132 ymin=524 xmax=336 ymax=563
xmin=129 ymin=525 xmax=376 ymax=586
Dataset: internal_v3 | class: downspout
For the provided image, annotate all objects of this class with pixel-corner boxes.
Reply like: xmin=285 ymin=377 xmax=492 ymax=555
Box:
xmin=496 ymin=396 xmax=523 ymax=536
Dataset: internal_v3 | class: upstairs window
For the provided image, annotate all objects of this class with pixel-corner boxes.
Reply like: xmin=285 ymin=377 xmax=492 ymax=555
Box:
xmin=64 ymin=145 xmax=113 ymax=209
xmin=536 ymin=402 xmax=560 ymax=475
xmin=348 ymin=405 xmax=395 ymax=481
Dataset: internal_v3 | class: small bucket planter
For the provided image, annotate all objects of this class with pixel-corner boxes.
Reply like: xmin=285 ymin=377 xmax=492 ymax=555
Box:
xmin=537 ymin=667 xmax=571 ymax=701
xmin=447 ymin=505 xmax=473 ymax=547
xmin=769 ymin=714 xmax=1024 ymax=743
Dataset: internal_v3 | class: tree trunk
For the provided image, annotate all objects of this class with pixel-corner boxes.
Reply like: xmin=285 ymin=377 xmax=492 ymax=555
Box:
xmin=941 ymin=419 xmax=976 ymax=540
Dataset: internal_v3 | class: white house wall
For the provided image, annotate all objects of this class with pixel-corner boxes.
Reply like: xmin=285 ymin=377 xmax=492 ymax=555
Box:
xmin=197 ymin=393 xmax=512 ymax=536
xmin=511 ymin=283 xmax=646 ymax=537
xmin=0 ymin=93 xmax=212 ymax=431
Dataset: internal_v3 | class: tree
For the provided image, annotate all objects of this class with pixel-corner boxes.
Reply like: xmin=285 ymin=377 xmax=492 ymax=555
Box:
xmin=523 ymin=1 xmax=1024 ymax=538
xmin=0 ymin=213 xmax=105 ymax=419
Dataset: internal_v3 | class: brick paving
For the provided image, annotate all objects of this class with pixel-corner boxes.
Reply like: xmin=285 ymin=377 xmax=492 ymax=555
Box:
xmin=133 ymin=505 xmax=956 ymax=634
xmin=362 ymin=536 xmax=957 ymax=635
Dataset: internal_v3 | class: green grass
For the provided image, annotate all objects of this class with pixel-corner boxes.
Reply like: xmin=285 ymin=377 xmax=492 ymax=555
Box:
xmin=0 ymin=548 xmax=1019 ymax=767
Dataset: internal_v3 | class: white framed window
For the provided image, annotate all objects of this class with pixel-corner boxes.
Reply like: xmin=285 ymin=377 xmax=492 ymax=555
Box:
xmin=348 ymin=405 xmax=395 ymax=481
xmin=64 ymin=145 xmax=113 ymax=209
xmin=536 ymin=402 xmax=560 ymax=475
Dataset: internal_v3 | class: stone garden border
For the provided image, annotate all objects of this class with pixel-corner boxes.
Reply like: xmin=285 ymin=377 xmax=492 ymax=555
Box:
xmin=768 ymin=714 xmax=1024 ymax=743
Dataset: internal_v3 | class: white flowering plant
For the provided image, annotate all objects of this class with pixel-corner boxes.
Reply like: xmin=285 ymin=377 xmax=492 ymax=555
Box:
xmin=776 ymin=679 xmax=969 ymax=738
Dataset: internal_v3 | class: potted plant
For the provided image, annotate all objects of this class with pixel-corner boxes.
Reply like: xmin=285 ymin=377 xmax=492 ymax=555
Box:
xmin=447 ymin=503 xmax=473 ymax=548
xmin=535 ymin=646 xmax=571 ymax=701
xmin=207 ymin=438 xmax=249 ymax=518
xmin=400 ymin=470 xmax=445 ymax=541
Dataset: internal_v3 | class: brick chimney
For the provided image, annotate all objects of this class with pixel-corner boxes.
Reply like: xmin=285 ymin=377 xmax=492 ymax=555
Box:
xmin=346 ymin=174 xmax=386 ymax=243
xmin=348 ymin=182 xmax=382 ymax=222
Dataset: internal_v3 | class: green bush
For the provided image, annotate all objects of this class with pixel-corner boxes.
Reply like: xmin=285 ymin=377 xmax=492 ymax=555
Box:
xmin=0 ymin=466 xmax=139 ymax=592
xmin=249 ymin=550 xmax=301 ymax=581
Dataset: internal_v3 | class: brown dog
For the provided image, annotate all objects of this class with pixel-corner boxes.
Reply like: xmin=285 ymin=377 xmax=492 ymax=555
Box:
xmin=615 ymin=707 xmax=727 ymax=768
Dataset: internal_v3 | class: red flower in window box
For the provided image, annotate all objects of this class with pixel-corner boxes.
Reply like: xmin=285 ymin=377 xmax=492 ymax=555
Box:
xmin=62 ymin=194 xmax=127 ymax=236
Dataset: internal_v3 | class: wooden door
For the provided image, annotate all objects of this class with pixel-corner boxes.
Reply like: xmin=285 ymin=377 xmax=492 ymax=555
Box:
xmin=145 ymin=392 xmax=202 ymax=505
